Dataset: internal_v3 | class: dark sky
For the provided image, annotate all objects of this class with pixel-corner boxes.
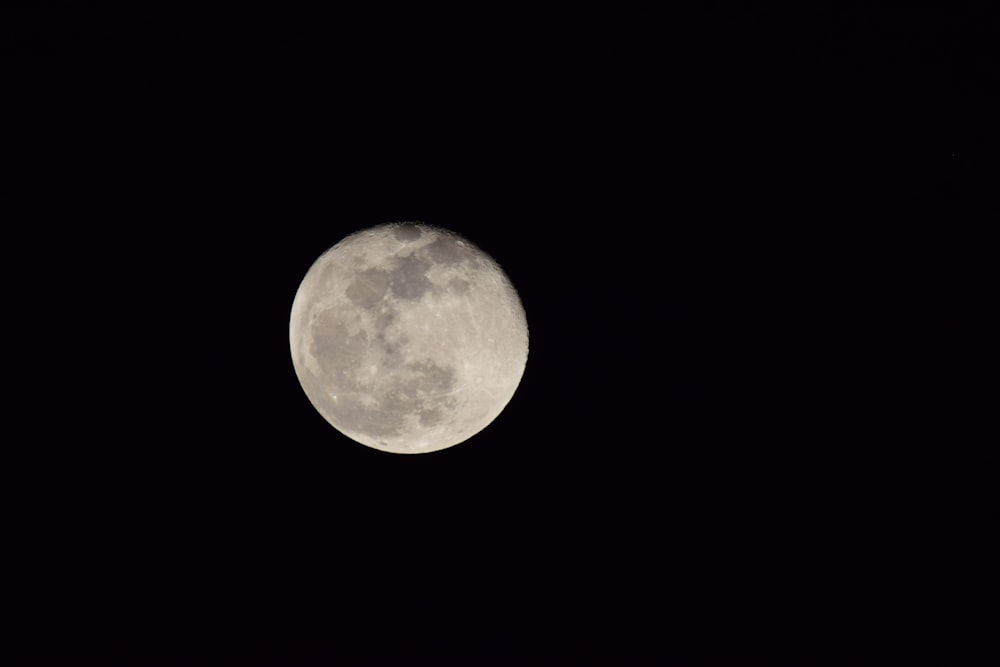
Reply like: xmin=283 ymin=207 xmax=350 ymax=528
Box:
xmin=7 ymin=6 xmax=998 ymax=663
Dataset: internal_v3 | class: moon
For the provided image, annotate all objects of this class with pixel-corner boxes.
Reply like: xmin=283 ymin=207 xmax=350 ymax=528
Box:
xmin=289 ymin=222 xmax=529 ymax=454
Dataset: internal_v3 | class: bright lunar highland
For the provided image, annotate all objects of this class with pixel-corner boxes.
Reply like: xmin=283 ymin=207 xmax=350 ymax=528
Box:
xmin=289 ymin=222 xmax=528 ymax=454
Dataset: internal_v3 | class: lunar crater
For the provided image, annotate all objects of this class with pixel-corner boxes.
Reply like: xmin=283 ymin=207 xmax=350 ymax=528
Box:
xmin=392 ymin=222 xmax=423 ymax=242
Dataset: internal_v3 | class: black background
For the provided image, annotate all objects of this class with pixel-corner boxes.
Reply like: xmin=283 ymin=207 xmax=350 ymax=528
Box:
xmin=6 ymin=5 xmax=998 ymax=663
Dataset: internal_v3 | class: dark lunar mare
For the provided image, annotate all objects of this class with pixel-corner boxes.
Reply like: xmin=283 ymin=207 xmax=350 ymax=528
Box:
xmin=345 ymin=269 xmax=389 ymax=308
xmin=388 ymin=253 xmax=433 ymax=300
xmin=424 ymin=235 xmax=473 ymax=266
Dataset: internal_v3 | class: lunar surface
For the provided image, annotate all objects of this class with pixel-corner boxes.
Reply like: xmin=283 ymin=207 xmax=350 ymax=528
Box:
xmin=289 ymin=222 xmax=528 ymax=454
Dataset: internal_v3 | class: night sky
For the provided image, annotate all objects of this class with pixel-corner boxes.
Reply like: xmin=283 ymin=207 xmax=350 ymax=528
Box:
xmin=7 ymin=6 xmax=998 ymax=663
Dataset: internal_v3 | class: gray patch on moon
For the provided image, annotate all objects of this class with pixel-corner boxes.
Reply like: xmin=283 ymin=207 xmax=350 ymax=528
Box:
xmin=310 ymin=314 xmax=369 ymax=388
xmin=406 ymin=359 xmax=456 ymax=396
xmin=419 ymin=408 xmax=444 ymax=427
xmin=374 ymin=306 xmax=396 ymax=332
xmin=423 ymin=235 xmax=469 ymax=265
xmin=345 ymin=268 xmax=389 ymax=308
xmin=389 ymin=253 xmax=433 ymax=300
xmin=379 ymin=359 xmax=457 ymax=424
xmin=375 ymin=331 xmax=408 ymax=369
xmin=392 ymin=223 xmax=423 ymax=242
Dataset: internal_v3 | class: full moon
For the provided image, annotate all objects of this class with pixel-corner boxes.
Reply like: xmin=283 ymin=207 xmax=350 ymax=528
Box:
xmin=289 ymin=222 xmax=528 ymax=454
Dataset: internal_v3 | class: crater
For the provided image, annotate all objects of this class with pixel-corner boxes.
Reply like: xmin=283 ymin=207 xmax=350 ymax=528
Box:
xmin=392 ymin=223 xmax=423 ymax=242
